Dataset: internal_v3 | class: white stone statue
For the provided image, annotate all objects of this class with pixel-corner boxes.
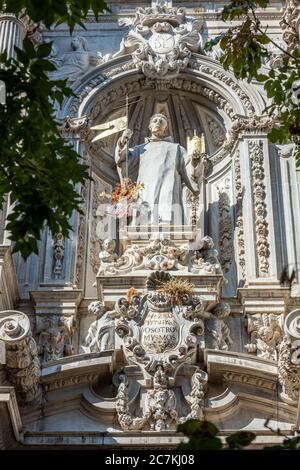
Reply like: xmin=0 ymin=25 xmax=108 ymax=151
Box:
xmin=48 ymin=36 xmax=104 ymax=84
xmin=115 ymin=113 xmax=200 ymax=224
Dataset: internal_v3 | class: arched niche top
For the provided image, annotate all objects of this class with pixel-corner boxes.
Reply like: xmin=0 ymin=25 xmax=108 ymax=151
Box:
xmin=59 ymin=54 xmax=266 ymax=184
xmin=61 ymin=53 xmax=265 ymax=122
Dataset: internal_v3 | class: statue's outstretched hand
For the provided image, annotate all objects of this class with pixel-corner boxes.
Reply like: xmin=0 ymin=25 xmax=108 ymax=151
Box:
xmin=120 ymin=128 xmax=133 ymax=147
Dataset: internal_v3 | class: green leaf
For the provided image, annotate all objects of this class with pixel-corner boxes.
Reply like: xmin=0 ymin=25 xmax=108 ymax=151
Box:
xmin=226 ymin=431 xmax=256 ymax=449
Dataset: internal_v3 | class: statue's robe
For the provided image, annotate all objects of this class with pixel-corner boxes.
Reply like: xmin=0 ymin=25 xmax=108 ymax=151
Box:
xmin=115 ymin=136 xmax=196 ymax=224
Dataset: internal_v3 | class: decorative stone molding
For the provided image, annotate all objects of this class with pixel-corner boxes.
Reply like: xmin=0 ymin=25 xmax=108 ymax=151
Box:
xmin=245 ymin=313 xmax=283 ymax=361
xmin=0 ymin=14 xmax=25 ymax=58
xmin=207 ymin=116 xmax=225 ymax=148
xmin=48 ymin=36 xmax=107 ymax=86
xmin=284 ymin=309 xmax=300 ymax=342
xmin=178 ymin=369 xmax=208 ymax=422
xmin=216 ymin=177 xmax=234 ymax=273
xmin=58 ymin=115 xmax=90 ymax=141
xmin=249 ymin=141 xmax=270 ymax=275
xmin=230 ymin=116 xmax=274 ymax=139
xmin=0 ymin=246 xmax=19 ymax=311
xmin=82 ymin=301 xmax=115 ymax=353
xmin=278 ymin=336 xmax=300 ymax=402
xmin=115 ymin=272 xmax=211 ymax=377
xmin=189 ymin=61 xmax=256 ymax=116
xmin=114 ymin=4 xmax=204 ymax=80
xmin=278 ymin=309 xmax=300 ymax=402
xmin=75 ymin=180 xmax=88 ymax=288
xmin=89 ymin=177 xmax=113 ymax=276
xmin=0 ymin=386 xmax=23 ymax=446
xmin=0 ymin=311 xmax=40 ymax=402
xmin=234 ymin=152 xmax=246 ymax=280
xmin=35 ymin=314 xmax=74 ymax=363
xmin=116 ymin=367 xmax=208 ymax=432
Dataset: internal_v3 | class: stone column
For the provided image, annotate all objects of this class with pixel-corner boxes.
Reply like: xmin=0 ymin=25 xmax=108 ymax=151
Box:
xmin=0 ymin=310 xmax=41 ymax=403
xmin=0 ymin=14 xmax=25 ymax=59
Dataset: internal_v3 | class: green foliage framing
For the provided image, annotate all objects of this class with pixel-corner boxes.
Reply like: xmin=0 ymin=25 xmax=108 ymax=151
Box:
xmin=205 ymin=0 xmax=300 ymax=165
xmin=0 ymin=1 xmax=107 ymax=258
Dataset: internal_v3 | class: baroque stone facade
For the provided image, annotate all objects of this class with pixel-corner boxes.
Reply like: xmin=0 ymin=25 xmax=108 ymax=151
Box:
xmin=1 ymin=0 xmax=300 ymax=449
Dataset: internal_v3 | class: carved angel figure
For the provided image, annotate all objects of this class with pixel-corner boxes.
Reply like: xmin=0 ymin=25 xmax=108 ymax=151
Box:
xmin=94 ymin=238 xmax=119 ymax=279
xmin=82 ymin=301 xmax=115 ymax=353
xmin=205 ymin=301 xmax=232 ymax=351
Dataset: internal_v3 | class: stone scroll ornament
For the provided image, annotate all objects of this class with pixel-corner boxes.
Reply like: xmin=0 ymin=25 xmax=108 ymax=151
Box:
xmin=0 ymin=311 xmax=41 ymax=402
xmin=114 ymin=4 xmax=204 ymax=79
xmin=114 ymin=271 xmax=229 ymax=431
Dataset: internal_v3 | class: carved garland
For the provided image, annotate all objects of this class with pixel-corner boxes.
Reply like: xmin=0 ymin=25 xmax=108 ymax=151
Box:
xmin=249 ymin=141 xmax=270 ymax=275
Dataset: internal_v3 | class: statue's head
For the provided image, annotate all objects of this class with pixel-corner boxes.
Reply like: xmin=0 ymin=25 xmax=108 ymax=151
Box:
xmin=71 ymin=36 xmax=87 ymax=51
xmin=149 ymin=113 xmax=168 ymax=139
xmin=102 ymin=238 xmax=116 ymax=253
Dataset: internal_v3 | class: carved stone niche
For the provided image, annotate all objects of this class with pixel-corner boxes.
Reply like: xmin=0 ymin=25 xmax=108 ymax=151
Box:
xmin=278 ymin=309 xmax=300 ymax=403
xmin=0 ymin=310 xmax=40 ymax=403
